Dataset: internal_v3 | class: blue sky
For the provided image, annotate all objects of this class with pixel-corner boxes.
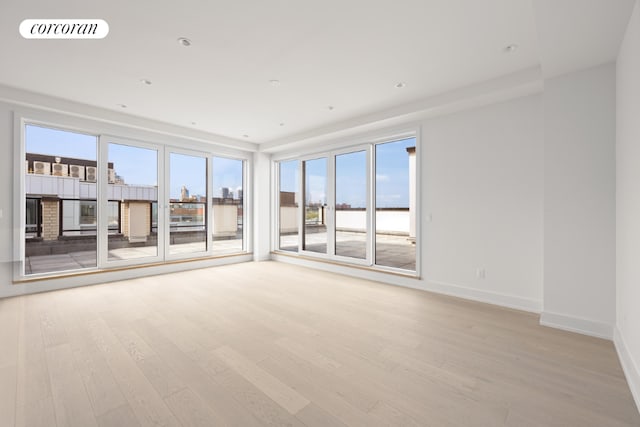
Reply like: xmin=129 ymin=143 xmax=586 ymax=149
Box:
xmin=280 ymin=137 xmax=415 ymax=208
xmin=26 ymin=125 xmax=243 ymax=200
xmin=375 ymin=137 xmax=415 ymax=208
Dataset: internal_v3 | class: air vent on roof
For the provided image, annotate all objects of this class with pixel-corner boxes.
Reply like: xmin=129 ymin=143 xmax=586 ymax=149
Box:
xmin=52 ymin=163 xmax=68 ymax=177
xmin=86 ymin=166 xmax=97 ymax=182
xmin=69 ymin=165 xmax=85 ymax=180
xmin=33 ymin=161 xmax=51 ymax=175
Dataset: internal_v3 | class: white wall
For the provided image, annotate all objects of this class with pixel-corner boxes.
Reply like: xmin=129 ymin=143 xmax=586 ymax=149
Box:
xmin=616 ymin=0 xmax=640 ymax=408
xmin=253 ymin=151 xmax=271 ymax=261
xmin=0 ymin=103 xmax=14 ymax=292
xmin=542 ymin=63 xmax=617 ymax=338
xmin=273 ymin=94 xmax=545 ymax=312
xmin=422 ymin=95 xmax=543 ymax=311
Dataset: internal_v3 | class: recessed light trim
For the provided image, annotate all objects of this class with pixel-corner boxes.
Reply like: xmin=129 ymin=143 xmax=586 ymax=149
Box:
xmin=395 ymin=82 xmax=406 ymax=88
xmin=140 ymin=78 xmax=152 ymax=85
xmin=269 ymin=79 xmax=281 ymax=87
xmin=243 ymin=134 xmax=249 ymax=138
xmin=327 ymin=105 xmax=335 ymax=111
xmin=177 ymin=37 xmax=192 ymax=47
xmin=279 ymin=122 xmax=285 ymax=127
xmin=504 ymin=44 xmax=519 ymax=53
xmin=117 ymin=103 xmax=127 ymax=108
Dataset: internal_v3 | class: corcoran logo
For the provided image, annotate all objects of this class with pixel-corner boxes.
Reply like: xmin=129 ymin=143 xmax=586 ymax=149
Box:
xmin=19 ymin=19 xmax=109 ymax=39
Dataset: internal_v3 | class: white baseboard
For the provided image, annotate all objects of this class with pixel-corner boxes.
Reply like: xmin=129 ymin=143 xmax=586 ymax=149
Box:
xmin=425 ymin=279 xmax=542 ymax=313
xmin=272 ymin=253 xmax=542 ymax=314
xmin=614 ymin=327 xmax=640 ymax=413
xmin=539 ymin=311 xmax=613 ymax=339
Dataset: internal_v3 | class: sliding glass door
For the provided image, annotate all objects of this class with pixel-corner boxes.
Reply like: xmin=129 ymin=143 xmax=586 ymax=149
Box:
xmin=23 ymin=124 xmax=98 ymax=275
xmin=374 ymin=139 xmax=416 ymax=271
xmin=168 ymin=151 xmax=208 ymax=256
xmin=107 ymin=141 xmax=159 ymax=262
xmin=302 ymin=157 xmax=329 ymax=255
xmin=19 ymin=119 xmax=250 ymax=279
xmin=212 ymin=156 xmax=245 ymax=255
xmin=276 ymin=136 xmax=417 ymax=274
xmin=335 ymin=149 xmax=368 ymax=260
xmin=297 ymin=146 xmax=371 ymax=264
xmin=278 ymin=160 xmax=300 ymax=252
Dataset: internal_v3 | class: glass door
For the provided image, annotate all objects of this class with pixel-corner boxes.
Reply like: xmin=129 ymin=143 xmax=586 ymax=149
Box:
xmin=298 ymin=147 xmax=371 ymax=263
xmin=212 ymin=156 xmax=245 ymax=255
xmin=374 ymin=138 xmax=417 ymax=271
xmin=302 ymin=157 xmax=329 ymax=254
xmin=276 ymin=137 xmax=417 ymax=273
xmin=334 ymin=148 xmax=369 ymax=262
xmin=100 ymin=136 xmax=163 ymax=267
xmin=167 ymin=150 xmax=209 ymax=258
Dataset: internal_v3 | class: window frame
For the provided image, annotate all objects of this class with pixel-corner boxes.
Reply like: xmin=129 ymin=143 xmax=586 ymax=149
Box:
xmin=14 ymin=109 xmax=253 ymax=281
xmin=271 ymin=125 xmax=421 ymax=277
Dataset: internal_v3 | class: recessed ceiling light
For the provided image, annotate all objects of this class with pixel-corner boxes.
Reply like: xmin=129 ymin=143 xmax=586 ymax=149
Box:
xmin=504 ymin=44 xmax=519 ymax=53
xmin=140 ymin=78 xmax=152 ymax=85
xmin=177 ymin=37 xmax=192 ymax=47
xmin=327 ymin=105 xmax=335 ymax=111
xmin=279 ymin=122 xmax=285 ymax=127
xmin=269 ymin=79 xmax=281 ymax=87
xmin=117 ymin=103 xmax=127 ymax=108
xmin=395 ymin=82 xmax=406 ymax=88
xmin=191 ymin=121 xmax=197 ymax=125
xmin=243 ymin=134 xmax=249 ymax=138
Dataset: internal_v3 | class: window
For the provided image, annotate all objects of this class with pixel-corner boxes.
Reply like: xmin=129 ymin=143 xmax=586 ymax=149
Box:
xmin=278 ymin=160 xmax=299 ymax=252
xmin=107 ymin=142 xmax=159 ymax=261
xmin=25 ymin=198 xmax=41 ymax=238
xmin=335 ymin=150 xmax=367 ymax=260
xmin=19 ymin=119 xmax=251 ymax=279
xmin=375 ymin=138 xmax=416 ymax=270
xmin=302 ymin=157 xmax=328 ymax=254
xmin=169 ymin=152 xmax=208 ymax=255
xmin=275 ymin=134 xmax=417 ymax=274
xmin=212 ymin=156 xmax=244 ymax=255
xmin=24 ymin=124 xmax=98 ymax=275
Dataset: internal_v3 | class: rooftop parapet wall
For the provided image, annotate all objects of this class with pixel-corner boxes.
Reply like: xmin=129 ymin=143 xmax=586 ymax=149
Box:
xmin=26 ymin=174 xmax=157 ymax=201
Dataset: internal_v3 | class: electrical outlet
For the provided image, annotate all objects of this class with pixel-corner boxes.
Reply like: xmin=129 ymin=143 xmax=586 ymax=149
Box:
xmin=476 ymin=268 xmax=486 ymax=279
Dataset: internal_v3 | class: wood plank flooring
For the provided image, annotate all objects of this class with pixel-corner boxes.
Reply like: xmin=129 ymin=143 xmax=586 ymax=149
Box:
xmin=1 ymin=261 xmax=638 ymax=427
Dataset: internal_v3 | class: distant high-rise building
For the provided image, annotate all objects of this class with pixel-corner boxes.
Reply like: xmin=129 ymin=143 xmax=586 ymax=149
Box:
xmin=237 ymin=189 xmax=243 ymax=200
xmin=180 ymin=185 xmax=189 ymax=201
xmin=221 ymin=187 xmax=230 ymax=199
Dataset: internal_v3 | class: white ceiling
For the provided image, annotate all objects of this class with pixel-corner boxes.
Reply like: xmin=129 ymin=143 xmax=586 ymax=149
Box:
xmin=0 ymin=0 xmax=634 ymax=146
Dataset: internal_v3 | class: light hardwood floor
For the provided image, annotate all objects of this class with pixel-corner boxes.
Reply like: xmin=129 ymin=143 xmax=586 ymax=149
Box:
xmin=1 ymin=261 xmax=638 ymax=427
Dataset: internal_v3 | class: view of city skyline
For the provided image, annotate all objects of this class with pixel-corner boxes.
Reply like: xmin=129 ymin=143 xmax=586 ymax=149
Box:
xmin=280 ymin=137 xmax=415 ymax=208
xmin=25 ymin=124 xmax=243 ymax=200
